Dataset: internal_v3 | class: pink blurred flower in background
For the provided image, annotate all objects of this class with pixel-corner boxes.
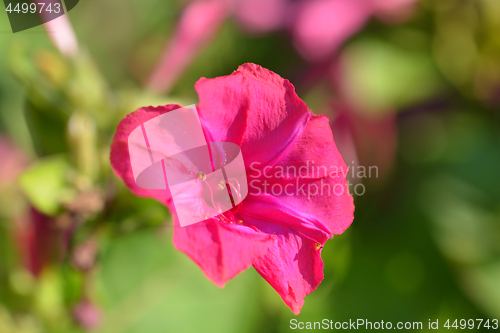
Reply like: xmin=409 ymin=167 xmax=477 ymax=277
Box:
xmin=42 ymin=15 xmax=79 ymax=57
xmin=40 ymin=0 xmax=79 ymax=57
xmin=0 ymin=137 xmax=53 ymax=278
xmin=0 ymin=137 xmax=70 ymax=278
xmin=15 ymin=208 xmax=55 ymax=277
xmin=329 ymin=58 xmax=398 ymax=184
xmin=290 ymin=0 xmax=370 ymax=61
xmin=331 ymin=103 xmax=397 ymax=184
xmin=237 ymin=0 xmax=419 ymax=61
xmin=73 ymin=299 xmax=102 ymax=330
xmin=0 ymin=136 xmax=28 ymax=187
xmin=147 ymin=0 xmax=419 ymax=92
xmin=233 ymin=0 xmax=290 ymax=33
xmin=112 ymin=64 xmax=354 ymax=314
xmin=146 ymin=0 xmax=228 ymax=93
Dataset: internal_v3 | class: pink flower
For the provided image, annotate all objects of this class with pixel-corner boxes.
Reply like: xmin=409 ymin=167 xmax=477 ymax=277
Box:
xmin=0 ymin=137 xmax=55 ymax=278
xmin=146 ymin=0 xmax=228 ymax=93
xmin=73 ymin=299 xmax=102 ymax=330
xmin=40 ymin=0 xmax=79 ymax=57
xmin=0 ymin=135 xmax=28 ymax=187
xmin=15 ymin=208 xmax=55 ymax=277
xmin=291 ymin=0 xmax=372 ymax=61
xmin=233 ymin=0 xmax=289 ymax=33
xmin=147 ymin=0 xmax=418 ymax=92
xmin=289 ymin=0 xmax=419 ymax=61
xmin=111 ymin=63 xmax=354 ymax=314
xmin=331 ymin=103 xmax=397 ymax=184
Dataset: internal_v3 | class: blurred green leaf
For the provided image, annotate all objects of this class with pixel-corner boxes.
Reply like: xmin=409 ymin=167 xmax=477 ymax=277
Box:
xmin=18 ymin=156 xmax=75 ymax=215
xmin=34 ymin=269 xmax=68 ymax=328
xmin=24 ymin=100 xmax=68 ymax=156
xmin=341 ymin=37 xmax=443 ymax=114
xmin=462 ymin=263 xmax=500 ymax=318
xmin=97 ymin=230 xmax=262 ymax=333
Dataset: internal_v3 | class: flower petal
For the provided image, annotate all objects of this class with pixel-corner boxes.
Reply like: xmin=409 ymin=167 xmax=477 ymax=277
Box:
xmin=292 ymin=0 xmax=371 ymax=61
xmin=195 ymin=63 xmax=310 ymax=168
xmin=42 ymin=13 xmax=79 ymax=57
xmin=250 ymin=114 xmax=355 ymax=235
xmin=236 ymin=198 xmax=329 ymax=314
xmin=110 ymin=105 xmax=182 ymax=206
xmin=234 ymin=0 xmax=288 ymax=33
xmin=147 ymin=0 xmax=228 ymax=93
xmin=236 ymin=205 xmax=327 ymax=314
xmin=239 ymin=194 xmax=332 ymax=243
xmin=172 ymin=218 xmax=276 ymax=287
xmin=252 ymin=230 xmax=323 ymax=315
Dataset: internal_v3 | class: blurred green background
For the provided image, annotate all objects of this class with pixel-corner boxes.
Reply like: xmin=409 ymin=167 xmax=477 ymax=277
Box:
xmin=1 ymin=0 xmax=500 ymax=332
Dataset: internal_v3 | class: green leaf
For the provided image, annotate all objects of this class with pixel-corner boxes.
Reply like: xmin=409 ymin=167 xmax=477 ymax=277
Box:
xmin=341 ymin=37 xmax=443 ymax=114
xmin=18 ymin=155 xmax=75 ymax=215
xmin=97 ymin=230 xmax=262 ymax=333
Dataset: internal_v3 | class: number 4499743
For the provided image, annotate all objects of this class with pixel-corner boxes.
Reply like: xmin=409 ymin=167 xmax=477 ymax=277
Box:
xmin=444 ymin=319 xmax=499 ymax=330
xmin=5 ymin=2 xmax=61 ymax=14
